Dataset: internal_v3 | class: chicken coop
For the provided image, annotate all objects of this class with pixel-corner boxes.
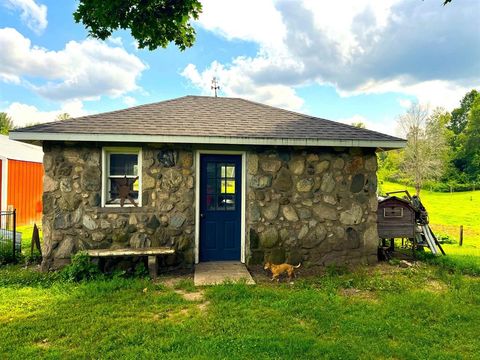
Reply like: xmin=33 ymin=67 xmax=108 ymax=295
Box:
xmin=377 ymin=190 xmax=445 ymax=258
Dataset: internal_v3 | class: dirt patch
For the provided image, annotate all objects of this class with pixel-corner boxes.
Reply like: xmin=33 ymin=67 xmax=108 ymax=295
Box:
xmin=174 ymin=289 xmax=210 ymax=313
xmin=156 ymin=269 xmax=193 ymax=288
xmin=35 ymin=339 xmax=50 ymax=349
xmin=339 ymin=288 xmax=379 ymax=303
xmin=175 ymin=289 xmax=204 ymax=302
xmin=197 ymin=301 xmax=210 ymax=312
xmin=425 ymin=280 xmax=448 ymax=293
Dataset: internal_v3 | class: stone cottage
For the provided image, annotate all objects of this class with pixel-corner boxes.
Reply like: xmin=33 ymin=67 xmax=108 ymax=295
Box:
xmin=10 ymin=96 xmax=405 ymax=270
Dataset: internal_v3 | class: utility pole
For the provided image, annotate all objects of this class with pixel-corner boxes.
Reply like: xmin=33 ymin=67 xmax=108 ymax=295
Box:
xmin=211 ymin=77 xmax=220 ymax=97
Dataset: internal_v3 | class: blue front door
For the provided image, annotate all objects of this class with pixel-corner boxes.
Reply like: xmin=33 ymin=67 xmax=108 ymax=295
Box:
xmin=200 ymin=154 xmax=242 ymax=261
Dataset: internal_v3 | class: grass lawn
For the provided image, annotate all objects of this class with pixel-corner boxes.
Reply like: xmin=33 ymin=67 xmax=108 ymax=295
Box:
xmin=380 ymin=181 xmax=480 ymax=276
xmin=379 ymin=181 xmax=480 ymax=246
xmin=1 ymin=182 xmax=478 ymax=358
xmin=0 ymin=263 xmax=479 ymax=359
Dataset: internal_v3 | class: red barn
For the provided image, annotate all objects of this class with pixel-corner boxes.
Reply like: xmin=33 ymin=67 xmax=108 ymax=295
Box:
xmin=0 ymin=134 xmax=43 ymax=226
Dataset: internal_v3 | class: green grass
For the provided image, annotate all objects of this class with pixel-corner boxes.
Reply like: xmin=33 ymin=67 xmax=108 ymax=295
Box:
xmin=0 ymin=264 xmax=479 ymax=359
xmin=380 ymin=180 xmax=480 ymax=275
xmin=1 ymin=183 xmax=478 ymax=358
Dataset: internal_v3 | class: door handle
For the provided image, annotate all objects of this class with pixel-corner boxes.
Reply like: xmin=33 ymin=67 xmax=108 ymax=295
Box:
xmin=200 ymin=213 xmax=205 ymax=218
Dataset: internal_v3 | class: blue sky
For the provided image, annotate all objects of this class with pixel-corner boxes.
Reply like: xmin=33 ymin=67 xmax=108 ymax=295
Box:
xmin=0 ymin=0 xmax=479 ymax=134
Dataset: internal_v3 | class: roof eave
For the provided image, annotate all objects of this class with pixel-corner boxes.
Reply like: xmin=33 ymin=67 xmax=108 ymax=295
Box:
xmin=9 ymin=132 xmax=407 ymax=150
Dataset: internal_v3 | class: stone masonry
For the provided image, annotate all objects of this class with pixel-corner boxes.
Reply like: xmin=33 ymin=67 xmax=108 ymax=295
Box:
xmin=246 ymin=147 xmax=378 ymax=267
xmin=41 ymin=142 xmax=195 ymax=270
xmin=41 ymin=142 xmax=378 ymax=270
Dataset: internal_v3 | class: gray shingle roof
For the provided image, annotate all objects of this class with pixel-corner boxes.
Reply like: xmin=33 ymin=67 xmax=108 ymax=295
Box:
xmin=12 ymin=96 xmax=404 ymax=146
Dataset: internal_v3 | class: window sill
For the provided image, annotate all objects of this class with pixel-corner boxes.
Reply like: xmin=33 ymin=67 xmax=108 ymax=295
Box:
xmin=97 ymin=207 xmax=153 ymax=214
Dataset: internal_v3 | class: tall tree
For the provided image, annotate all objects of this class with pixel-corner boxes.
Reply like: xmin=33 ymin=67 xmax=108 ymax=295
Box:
xmin=56 ymin=113 xmax=71 ymax=121
xmin=448 ymin=89 xmax=480 ymax=182
xmin=74 ymin=0 xmax=202 ymax=51
xmin=0 ymin=112 xmax=14 ymax=135
xmin=462 ymin=94 xmax=480 ymax=181
xmin=398 ymin=103 xmax=448 ymax=195
xmin=351 ymin=121 xmax=366 ymax=129
xmin=448 ymin=89 xmax=478 ymax=136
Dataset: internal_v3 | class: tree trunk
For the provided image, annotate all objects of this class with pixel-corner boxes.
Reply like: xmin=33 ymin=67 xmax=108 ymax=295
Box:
xmin=415 ymin=184 xmax=421 ymax=196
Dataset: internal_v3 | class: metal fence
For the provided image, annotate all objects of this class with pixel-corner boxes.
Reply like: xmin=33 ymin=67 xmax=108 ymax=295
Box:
xmin=0 ymin=209 xmax=20 ymax=264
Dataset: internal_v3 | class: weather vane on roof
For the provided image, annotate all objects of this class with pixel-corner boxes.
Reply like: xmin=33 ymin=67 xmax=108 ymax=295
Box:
xmin=211 ymin=77 xmax=220 ymax=97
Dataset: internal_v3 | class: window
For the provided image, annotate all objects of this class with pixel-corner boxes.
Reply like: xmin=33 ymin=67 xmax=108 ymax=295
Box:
xmin=384 ymin=207 xmax=403 ymax=218
xmin=206 ymin=162 xmax=236 ymax=211
xmin=102 ymin=148 xmax=142 ymax=207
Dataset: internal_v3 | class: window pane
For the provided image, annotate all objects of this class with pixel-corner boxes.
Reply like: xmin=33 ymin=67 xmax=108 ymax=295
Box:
xmin=220 ymin=164 xmax=226 ymax=178
xmin=107 ymin=177 xmax=138 ymax=204
xmin=207 ymin=194 xmax=216 ymax=210
xmin=224 ymin=195 xmax=235 ymax=210
xmin=217 ymin=195 xmax=226 ymax=210
xmin=110 ymin=154 xmax=138 ymax=176
xmin=226 ymin=166 xmax=235 ymax=177
xmin=207 ymin=177 xmax=216 ymax=194
xmin=207 ymin=162 xmax=216 ymax=178
xmin=225 ymin=180 xmax=235 ymax=194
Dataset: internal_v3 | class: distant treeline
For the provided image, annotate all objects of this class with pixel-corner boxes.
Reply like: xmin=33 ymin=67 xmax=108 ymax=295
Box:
xmin=379 ymin=89 xmax=480 ymax=193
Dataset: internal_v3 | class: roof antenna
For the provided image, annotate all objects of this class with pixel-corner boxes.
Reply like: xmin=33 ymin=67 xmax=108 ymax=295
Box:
xmin=211 ymin=77 xmax=220 ymax=98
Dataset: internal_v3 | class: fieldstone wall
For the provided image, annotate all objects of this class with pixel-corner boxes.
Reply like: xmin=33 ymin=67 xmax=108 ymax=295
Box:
xmin=41 ymin=142 xmax=195 ymax=270
xmin=41 ymin=142 xmax=378 ymax=270
xmin=246 ymin=147 xmax=379 ymax=267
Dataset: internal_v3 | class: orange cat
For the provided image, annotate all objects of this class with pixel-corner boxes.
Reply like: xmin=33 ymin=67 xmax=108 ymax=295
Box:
xmin=264 ymin=262 xmax=301 ymax=282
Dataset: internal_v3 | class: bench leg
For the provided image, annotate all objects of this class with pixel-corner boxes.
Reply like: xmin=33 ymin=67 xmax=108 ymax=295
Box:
xmin=148 ymin=256 xmax=158 ymax=280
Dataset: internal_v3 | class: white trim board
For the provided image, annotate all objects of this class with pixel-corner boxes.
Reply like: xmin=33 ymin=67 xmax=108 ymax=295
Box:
xmin=194 ymin=150 xmax=247 ymax=264
xmin=10 ymin=132 xmax=406 ymax=149
xmin=101 ymin=147 xmax=143 ymax=208
xmin=0 ymin=156 xmax=8 ymax=211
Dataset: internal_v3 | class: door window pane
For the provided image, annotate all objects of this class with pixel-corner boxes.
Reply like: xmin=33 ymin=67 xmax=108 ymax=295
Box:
xmin=207 ymin=177 xmax=216 ymax=194
xmin=207 ymin=162 xmax=216 ymax=178
xmin=207 ymin=194 xmax=216 ymax=210
xmin=205 ymin=161 xmax=237 ymax=211
xmin=225 ymin=180 xmax=235 ymax=194
xmin=226 ymin=166 xmax=235 ymax=177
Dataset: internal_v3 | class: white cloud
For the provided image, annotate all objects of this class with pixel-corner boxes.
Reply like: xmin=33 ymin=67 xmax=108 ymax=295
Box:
xmin=186 ymin=0 xmax=480 ymax=111
xmin=2 ymin=100 xmax=88 ymax=128
xmin=0 ymin=28 xmax=147 ymax=102
xmin=350 ymin=78 xmax=474 ymax=110
xmin=181 ymin=61 xmax=304 ymax=110
xmin=2 ymin=0 xmax=48 ymax=34
xmin=336 ymin=114 xmax=399 ymax=137
xmin=398 ymin=98 xmax=412 ymax=109
xmin=198 ymin=0 xmax=286 ymax=53
xmin=107 ymin=37 xmax=123 ymax=47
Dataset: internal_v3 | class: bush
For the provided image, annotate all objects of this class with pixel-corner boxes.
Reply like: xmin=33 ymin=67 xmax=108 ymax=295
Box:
xmin=0 ymin=241 xmax=23 ymax=264
xmin=424 ymin=181 xmax=479 ymax=193
xmin=436 ymin=233 xmax=457 ymax=244
xmin=61 ymin=252 xmax=101 ymax=282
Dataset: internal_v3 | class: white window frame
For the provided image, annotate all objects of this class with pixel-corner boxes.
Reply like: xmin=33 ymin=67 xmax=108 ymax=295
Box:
xmin=101 ymin=147 xmax=143 ymax=207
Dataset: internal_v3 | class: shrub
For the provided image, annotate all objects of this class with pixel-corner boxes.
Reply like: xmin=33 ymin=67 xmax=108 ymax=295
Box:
xmin=0 ymin=240 xmax=23 ymax=264
xmin=436 ymin=232 xmax=457 ymax=244
xmin=424 ymin=181 xmax=479 ymax=193
xmin=133 ymin=262 xmax=148 ymax=278
xmin=61 ymin=252 xmax=101 ymax=282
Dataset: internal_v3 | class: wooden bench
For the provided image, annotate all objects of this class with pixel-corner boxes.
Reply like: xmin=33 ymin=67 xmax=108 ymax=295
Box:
xmin=86 ymin=247 xmax=175 ymax=279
